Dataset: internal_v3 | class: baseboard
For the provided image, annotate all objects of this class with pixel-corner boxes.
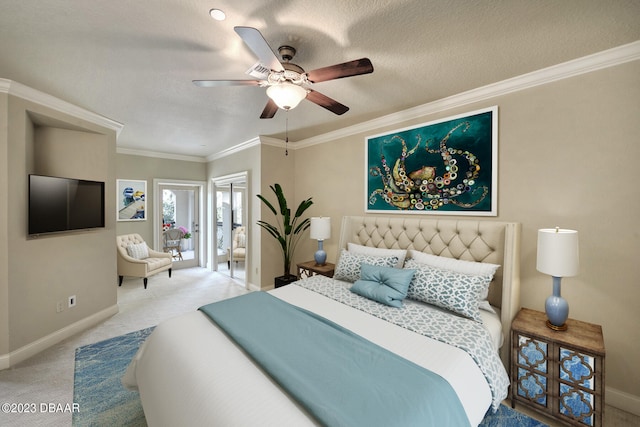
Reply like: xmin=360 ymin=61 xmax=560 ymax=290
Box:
xmin=606 ymin=386 xmax=640 ymax=416
xmin=0 ymin=304 xmax=119 ymax=370
xmin=247 ymin=282 xmax=261 ymax=292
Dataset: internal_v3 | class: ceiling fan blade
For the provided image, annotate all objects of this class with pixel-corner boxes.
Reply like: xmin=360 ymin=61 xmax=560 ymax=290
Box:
xmin=306 ymin=58 xmax=374 ymax=83
xmin=306 ymin=90 xmax=349 ymax=115
xmin=193 ymin=80 xmax=261 ymax=87
xmin=259 ymin=99 xmax=279 ymax=119
xmin=234 ymin=26 xmax=284 ymax=72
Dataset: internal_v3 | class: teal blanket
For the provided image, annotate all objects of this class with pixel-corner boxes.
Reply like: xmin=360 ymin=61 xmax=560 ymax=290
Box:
xmin=199 ymin=292 xmax=470 ymax=427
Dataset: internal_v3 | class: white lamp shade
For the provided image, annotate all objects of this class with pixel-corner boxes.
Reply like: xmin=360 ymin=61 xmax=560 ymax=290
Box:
xmin=266 ymin=83 xmax=307 ymax=110
xmin=310 ymin=217 xmax=331 ymax=240
xmin=536 ymin=228 xmax=579 ymax=277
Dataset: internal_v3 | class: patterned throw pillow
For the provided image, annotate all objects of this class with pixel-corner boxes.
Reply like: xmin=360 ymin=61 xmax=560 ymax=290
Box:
xmin=404 ymin=259 xmax=492 ymax=322
xmin=350 ymin=264 xmax=415 ymax=307
xmin=333 ymin=250 xmax=399 ymax=283
xmin=407 ymin=251 xmax=500 ymax=313
xmin=126 ymin=243 xmax=149 ymax=260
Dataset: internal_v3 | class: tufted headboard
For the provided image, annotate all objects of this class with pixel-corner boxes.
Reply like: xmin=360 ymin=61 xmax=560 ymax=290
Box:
xmin=337 ymin=216 xmax=521 ymax=368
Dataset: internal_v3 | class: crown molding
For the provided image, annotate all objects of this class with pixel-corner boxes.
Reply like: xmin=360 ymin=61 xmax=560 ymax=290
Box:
xmin=0 ymin=78 xmax=124 ymax=136
xmin=206 ymin=136 xmax=264 ymax=161
xmin=294 ymin=40 xmax=640 ymax=150
xmin=257 ymin=136 xmax=286 ymax=148
xmin=117 ymin=147 xmax=207 ymax=163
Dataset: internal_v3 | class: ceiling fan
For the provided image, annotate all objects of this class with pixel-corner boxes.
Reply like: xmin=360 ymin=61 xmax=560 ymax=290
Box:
xmin=193 ymin=26 xmax=374 ymax=119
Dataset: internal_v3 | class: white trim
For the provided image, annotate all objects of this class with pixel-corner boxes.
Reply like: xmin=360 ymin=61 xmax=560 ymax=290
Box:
xmin=294 ymin=40 xmax=640 ymax=150
xmin=247 ymin=282 xmax=261 ymax=292
xmin=606 ymin=386 xmax=640 ymax=416
xmin=118 ymin=147 xmax=207 ymax=163
xmin=257 ymin=136 xmax=286 ymax=148
xmin=206 ymin=136 xmax=263 ymax=161
xmin=0 ymin=78 xmax=124 ymax=136
xmin=153 ymin=179 xmax=207 ymax=267
xmin=209 ymin=171 xmax=249 ymax=186
xmin=211 ymin=172 xmax=250 ymax=289
xmin=0 ymin=304 xmax=118 ymax=370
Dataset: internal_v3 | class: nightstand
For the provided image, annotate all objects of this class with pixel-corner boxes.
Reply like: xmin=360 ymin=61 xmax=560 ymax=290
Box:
xmin=296 ymin=260 xmax=335 ymax=279
xmin=511 ymin=308 xmax=605 ymax=426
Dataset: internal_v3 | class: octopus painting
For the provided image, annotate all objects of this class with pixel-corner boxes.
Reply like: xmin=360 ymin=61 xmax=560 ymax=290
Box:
xmin=367 ymin=109 xmax=495 ymax=214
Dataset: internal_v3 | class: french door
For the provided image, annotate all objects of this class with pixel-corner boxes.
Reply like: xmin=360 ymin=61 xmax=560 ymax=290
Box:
xmin=155 ymin=180 xmax=204 ymax=269
xmin=212 ymin=172 xmax=247 ymax=285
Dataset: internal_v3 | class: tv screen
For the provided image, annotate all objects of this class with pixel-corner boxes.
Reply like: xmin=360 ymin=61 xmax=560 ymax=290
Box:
xmin=29 ymin=174 xmax=105 ymax=235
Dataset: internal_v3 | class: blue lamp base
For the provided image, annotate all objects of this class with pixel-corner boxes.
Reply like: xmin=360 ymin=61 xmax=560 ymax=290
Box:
xmin=545 ymin=276 xmax=569 ymax=331
xmin=314 ymin=240 xmax=327 ymax=266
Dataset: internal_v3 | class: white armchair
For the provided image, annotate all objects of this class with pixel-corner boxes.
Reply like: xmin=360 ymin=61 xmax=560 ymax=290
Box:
xmin=117 ymin=234 xmax=172 ymax=289
xmin=226 ymin=226 xmax=246 ymax=268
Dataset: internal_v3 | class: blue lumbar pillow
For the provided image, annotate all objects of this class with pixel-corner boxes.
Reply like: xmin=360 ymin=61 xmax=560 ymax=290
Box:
xmin=350 ymin=263 xmax=415 ymax=307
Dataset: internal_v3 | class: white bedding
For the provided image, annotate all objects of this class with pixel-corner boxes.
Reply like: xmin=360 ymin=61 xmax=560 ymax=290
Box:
xmin=123 ymin=283 xmax=497 ymax=426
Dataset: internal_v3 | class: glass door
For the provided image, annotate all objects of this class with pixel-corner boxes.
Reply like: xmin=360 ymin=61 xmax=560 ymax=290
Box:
xmin=213 ymin=173 xmax=247 ymax=284
xmin=159 ymin=184 xmax=200 ymax=269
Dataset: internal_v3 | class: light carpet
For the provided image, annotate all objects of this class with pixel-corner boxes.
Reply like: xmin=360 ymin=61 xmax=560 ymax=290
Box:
xmin=73 ymin=327 xmax=547 ymax=427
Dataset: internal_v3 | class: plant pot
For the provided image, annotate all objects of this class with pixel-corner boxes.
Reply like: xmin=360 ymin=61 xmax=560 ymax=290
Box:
xmin=274 ymin=274 xmax=298 ymax=288
xmin=181 ymin=238 xmax=191 ymax=251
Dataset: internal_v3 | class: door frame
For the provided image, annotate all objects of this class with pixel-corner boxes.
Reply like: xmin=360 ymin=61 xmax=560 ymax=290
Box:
xmin=211 ymin=171 xmax=249 ymax=285
xmin=153 ymin=178 xmax=206 ymax=267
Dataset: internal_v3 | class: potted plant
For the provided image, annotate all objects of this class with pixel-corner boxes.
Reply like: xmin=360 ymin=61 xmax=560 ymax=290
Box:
xmin=257 ymin=183 xmax=313 ymax=287
xmin=178 ymin=225 xmax=192 ymax=251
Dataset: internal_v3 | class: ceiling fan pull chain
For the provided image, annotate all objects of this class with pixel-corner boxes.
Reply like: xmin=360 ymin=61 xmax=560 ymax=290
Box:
xmin=285 ymin=112 xmax=289 ymax=156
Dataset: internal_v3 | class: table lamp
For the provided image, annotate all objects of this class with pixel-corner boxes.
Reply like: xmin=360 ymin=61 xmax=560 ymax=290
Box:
xmin=310 ymin=217 xmax=331 ymax=266
xmin=536 ymin=227 xmax=579 ymax=331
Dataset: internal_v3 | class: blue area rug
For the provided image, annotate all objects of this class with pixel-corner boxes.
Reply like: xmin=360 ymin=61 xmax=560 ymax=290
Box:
xmin=73 ymin=327 xmax=547 ymax=426
xmin=479 ymin=405 xmax=548 ymax=427
xmin=73 ymin=327 xmax=154 ymax=426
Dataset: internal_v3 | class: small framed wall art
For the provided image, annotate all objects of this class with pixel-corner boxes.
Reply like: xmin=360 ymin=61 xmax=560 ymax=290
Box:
xmin=116 ymin=179 xmax=147 ymax=221
xmin=365 ymin=106 xmax=497 ymax=216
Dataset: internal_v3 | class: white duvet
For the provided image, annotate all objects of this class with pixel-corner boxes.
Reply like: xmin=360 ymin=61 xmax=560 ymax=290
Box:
xmin=123 ymin=284 xmax=498 ymax=426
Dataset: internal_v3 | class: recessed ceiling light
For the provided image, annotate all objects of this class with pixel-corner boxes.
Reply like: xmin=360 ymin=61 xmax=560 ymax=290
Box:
xmin=209 ymin=8 xmax=226 ymax=21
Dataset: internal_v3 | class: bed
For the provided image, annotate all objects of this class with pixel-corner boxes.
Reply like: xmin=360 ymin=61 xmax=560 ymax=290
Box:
xmin=123 ymin=216 xmax=521 ymax=426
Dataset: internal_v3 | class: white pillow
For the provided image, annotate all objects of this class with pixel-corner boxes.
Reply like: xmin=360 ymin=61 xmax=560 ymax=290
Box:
xmin=126 ymin=243 xmax=149 ymax=260
xmin=407 ymin=250 xmax=500 ymax=313
xmin=347 ymin=243 xmax=407 ymax=268
xmin=407 ymin=250 xmax=499 ymax=275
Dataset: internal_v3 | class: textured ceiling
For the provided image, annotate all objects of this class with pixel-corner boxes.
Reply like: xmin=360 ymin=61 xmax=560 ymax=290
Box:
xmin=1 ymin=0 xmax=638 ymax=158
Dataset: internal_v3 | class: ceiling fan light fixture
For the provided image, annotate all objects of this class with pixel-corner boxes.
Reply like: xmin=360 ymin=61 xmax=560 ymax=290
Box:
xmin=209 ymin=8 xmax=226 ymax=21
xmin=266 ymin=83 xmax=307 ymax=110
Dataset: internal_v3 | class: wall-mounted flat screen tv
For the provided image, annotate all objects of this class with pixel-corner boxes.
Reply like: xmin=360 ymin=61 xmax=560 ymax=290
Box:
xmin=29 ymin=174 xmax=105 ymax=235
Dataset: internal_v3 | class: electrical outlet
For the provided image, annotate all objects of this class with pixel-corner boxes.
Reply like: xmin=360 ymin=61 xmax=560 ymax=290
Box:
xmin=68 ymin=295 xmax=76 ymax=308
xmin=56 ymin=301 xmax=64 ymax=313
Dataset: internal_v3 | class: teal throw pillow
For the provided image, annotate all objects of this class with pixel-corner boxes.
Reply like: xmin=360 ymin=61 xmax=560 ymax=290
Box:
xmin=350 ymin=264 xmax=415 ymax=307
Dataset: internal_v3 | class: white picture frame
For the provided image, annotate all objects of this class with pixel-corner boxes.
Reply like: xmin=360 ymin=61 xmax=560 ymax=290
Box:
xmin=117 ymin=179 xmax=147 ymax=221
